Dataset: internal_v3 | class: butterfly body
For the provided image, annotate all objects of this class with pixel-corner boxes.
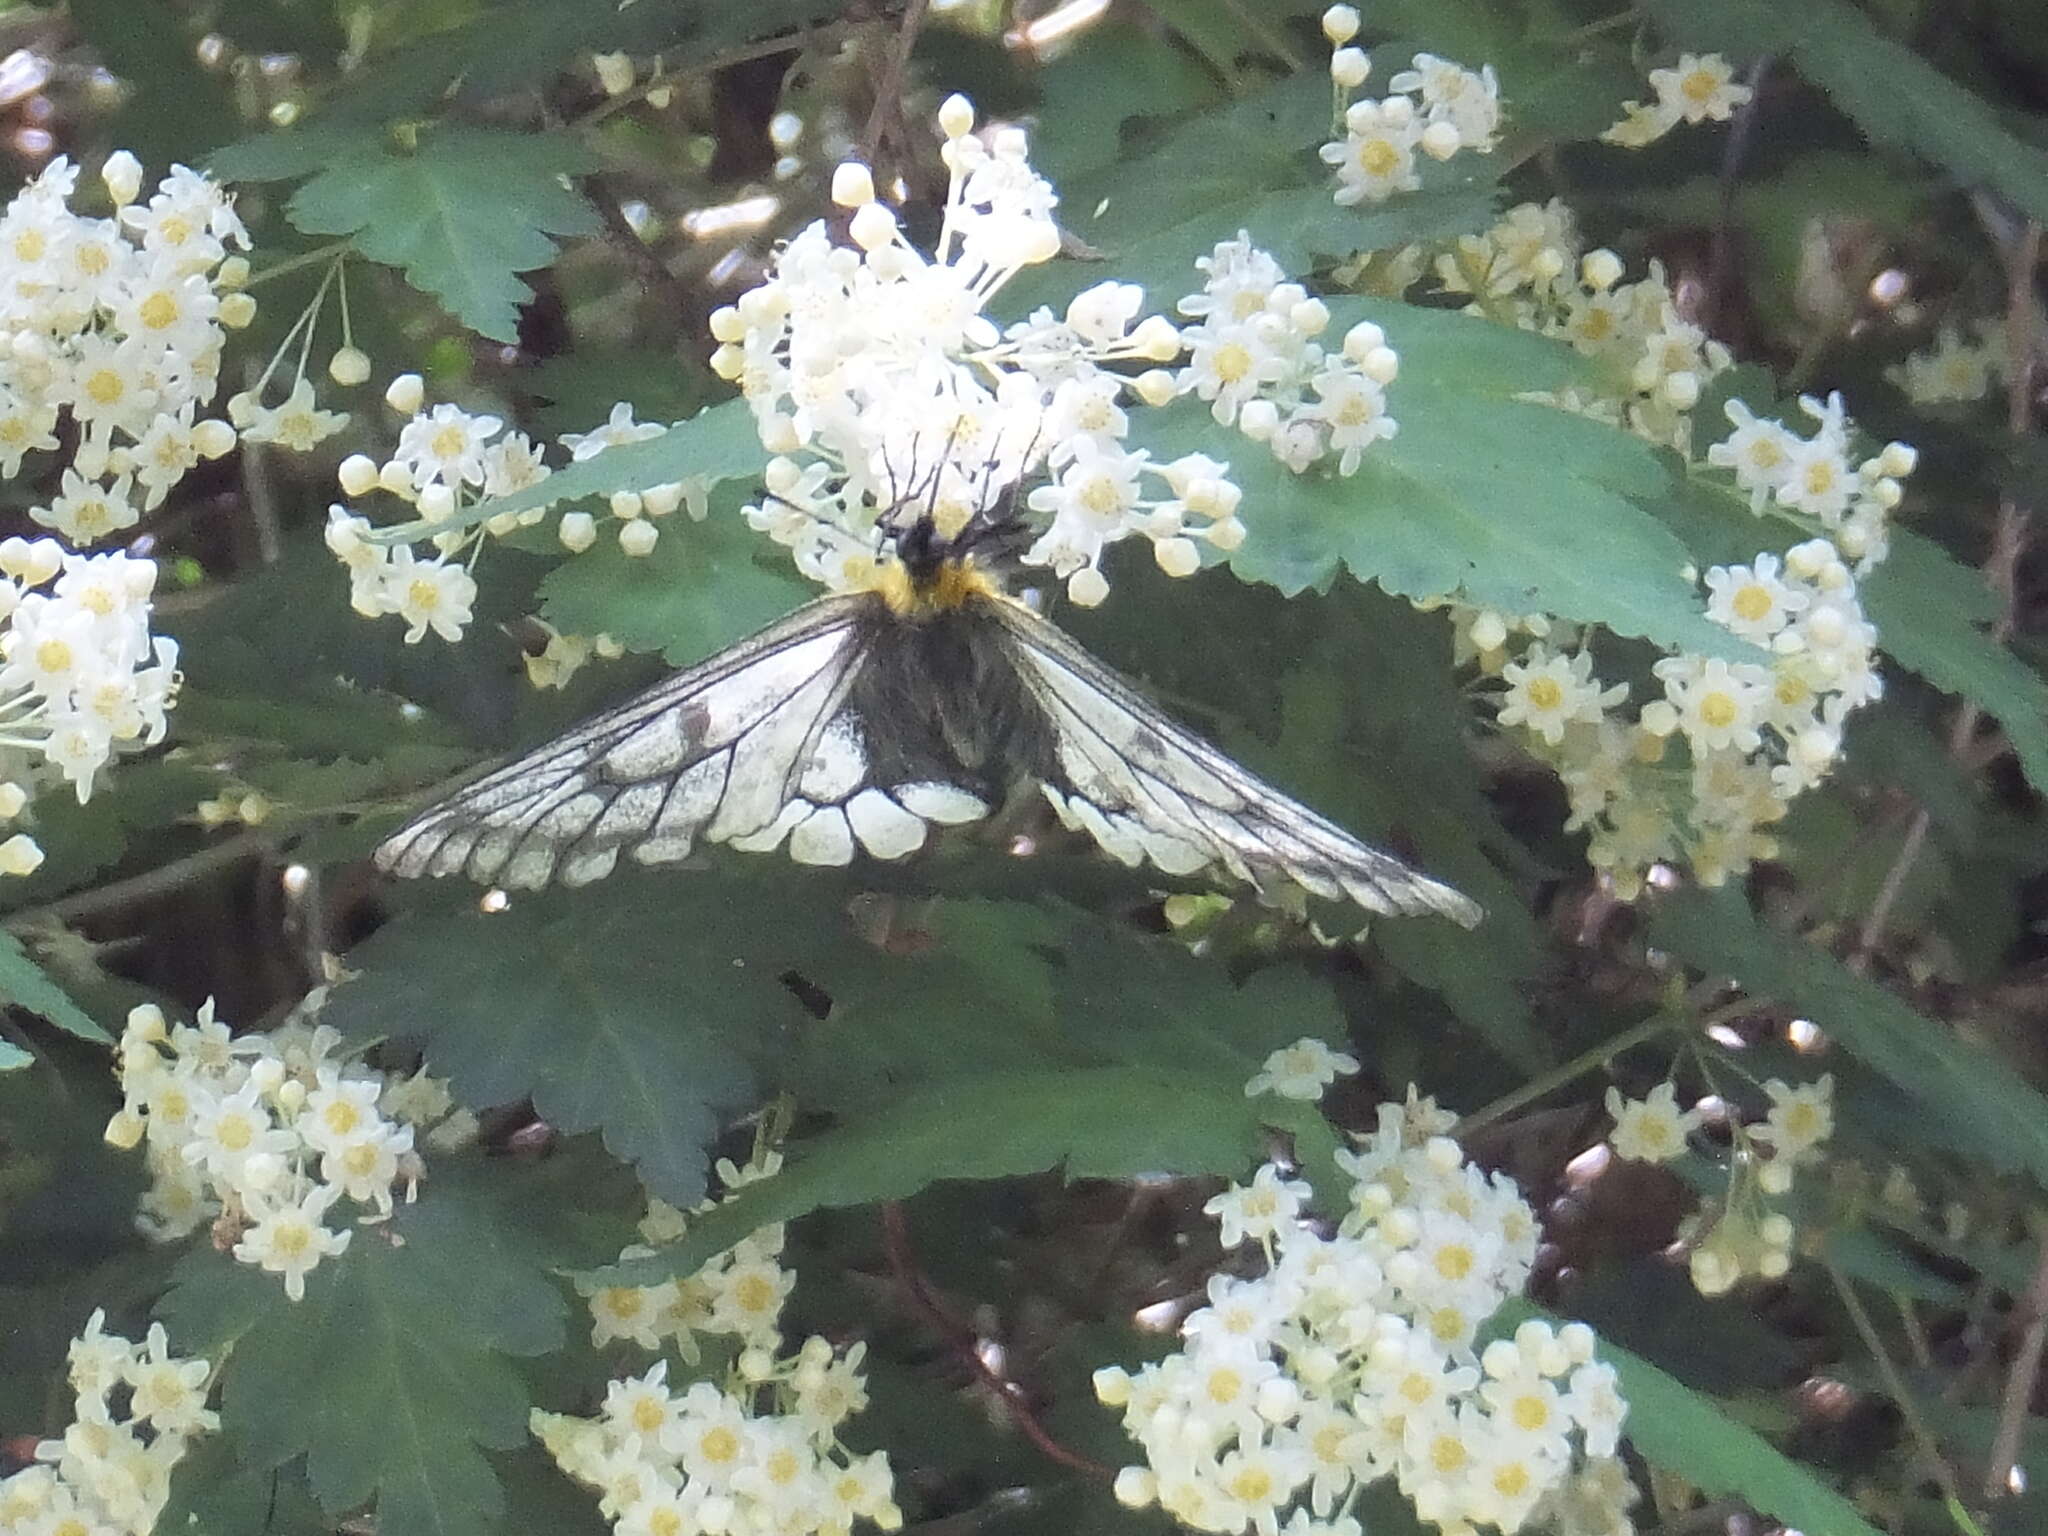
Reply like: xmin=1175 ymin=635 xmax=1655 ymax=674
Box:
xmin=376 ymin=523 xmax=1483 ymax=927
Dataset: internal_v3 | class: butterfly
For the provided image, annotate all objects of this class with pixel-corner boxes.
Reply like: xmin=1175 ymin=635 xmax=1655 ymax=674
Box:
xmin=374 ymin=485 xmax=1483 ymax=928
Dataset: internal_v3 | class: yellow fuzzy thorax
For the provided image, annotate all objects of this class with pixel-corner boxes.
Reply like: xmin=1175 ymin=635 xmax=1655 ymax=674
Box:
xmin=856 ymin=554 xmax=1002 ymax=618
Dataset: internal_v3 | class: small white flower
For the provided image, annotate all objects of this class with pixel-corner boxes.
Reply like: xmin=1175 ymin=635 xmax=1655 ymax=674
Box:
xmin=1647 ymin=53 xmax=1753 ymax=124
xmin=1246 ymin=1036 xmax=1360 ymax=1101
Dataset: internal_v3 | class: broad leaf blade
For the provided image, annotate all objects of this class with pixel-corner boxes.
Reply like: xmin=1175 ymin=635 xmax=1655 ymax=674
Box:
xmin=0 ymin=930 xmax=109 ymax=1045
xmin=286 ymin=125 xmax=600 ymax=342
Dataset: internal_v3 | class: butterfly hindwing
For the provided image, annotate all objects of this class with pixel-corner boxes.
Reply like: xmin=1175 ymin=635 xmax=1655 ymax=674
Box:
xmin=978 ymin=597 xmax=1484 ymax=927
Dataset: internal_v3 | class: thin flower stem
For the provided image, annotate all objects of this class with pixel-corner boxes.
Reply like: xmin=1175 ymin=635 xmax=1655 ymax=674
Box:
xmin=1823 ymin=1251 xmax=1972 ymax=1518
xmin=2 ymin=826 xmax=280 ymax=933
xmin=1454 ymin=1010 xmax=1685 ymax=1136
xmin=878 ymin=1200 xmax=1115 ymax=1481
xmin=245 ymin=239 xmax=353 ymax=288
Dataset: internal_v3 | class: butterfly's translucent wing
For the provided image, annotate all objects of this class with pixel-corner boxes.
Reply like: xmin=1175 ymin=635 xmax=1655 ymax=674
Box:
xmin=979 ymin=596 xmax=1484 ymax=927
xmin=380 ymin=595 xmax=930 ymax=888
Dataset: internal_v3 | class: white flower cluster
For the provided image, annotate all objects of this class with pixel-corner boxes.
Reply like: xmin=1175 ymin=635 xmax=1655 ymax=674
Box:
xmin=587 ymin=1155 xmax=797 ymax=1357
xmin=1318 ymin=8 xmax=1501 ymax=207
xmin=104 ymin=998 xmax=474 ymax=1299
xmin=0 ymin=540 xmax=176 ymax=850
xmin=1439 ymin=203 xmax=1734 ymax=453
xmin=0 ymin=1312 xmax=215 ymax=1536
xmin=1485 ymin=531 xmax=1887 ymax=896
xmin=541 ymin=1153 xmax=901 ymax=1536
xmin=1097 ymin=1095 xmax=1635 ymax=1536
xmin=1885 ymin=319 xmax=2004 ymax=405
xmin=1706 ymin=391 xmax=1911 ymax=570
xmin=1602 ymin=54 xmax=1754 ymax=149
xmin=1177 ymin=235 xmax=1402 ymax=476
xmin=0 ymin=155 xmax=249 ymax=547
xmin=713 ymin=95 xmax=1242 ymax=609
xmin=1606 ymin=1073 xmax=1834 ymax=1295
xmin=327 ymin=374 xmax=690 ymax=645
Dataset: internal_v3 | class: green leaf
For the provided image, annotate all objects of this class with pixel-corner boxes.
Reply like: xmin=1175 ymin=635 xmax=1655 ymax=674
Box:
xmin=1861 ymin=531 xmax=2048 ymax=796
xmin=1029 ymin=19 xmax=1224 ymax=182
xmin=322 ymin=872 xmax=783 ymax=1208
xmin=1644 ymin=0 xmax=2048 ymax=227
xmin=1005 ymin=71 xmax=1497 ymax=317
xmin=1137 ymin=300 xmax=1757 ymax=660
xmin=0 ymin=759 xmax=217 ymax=916
xmin=538 ymin=492 xmax=815 ymax=667
xmin=0 ymin=930 xmax=109 ymax=1045
xmin=590 ymin=1065 xmax=1326 ymax=1288
xmin=285 ymin=125 xmax=600 ymax=342
xmin=156 ymin=1162 xmax=572 ymax=1536
xmin=1645 ymin=885 xmax=2048 ymax=1187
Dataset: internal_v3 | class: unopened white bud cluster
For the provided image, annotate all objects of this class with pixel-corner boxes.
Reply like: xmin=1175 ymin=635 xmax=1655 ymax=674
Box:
xmin=0 ymin=1310 xmax=215 ymax=1536
xmin=1178 ymin=233 xmax=1402 ymax=476
xmin=542 ymin=1152 xmax=902 ymax=1536
xmin=715 ymin=95 xmax=1252 ymax=608
xmin=104 ymin=997 xmax=476 ymax=1299
xmin=0 ymin=540 xmax=177 ymax=839
xmin=1097 ymin=1091 xmax=1635 ymax=1536
xmin=1318 ymin=9 xmax=1500 ymax=208
xmin=0 ymin=156 xmax=248 ymax=547
xmin=328 ymin=380 xmax=692 ymax=646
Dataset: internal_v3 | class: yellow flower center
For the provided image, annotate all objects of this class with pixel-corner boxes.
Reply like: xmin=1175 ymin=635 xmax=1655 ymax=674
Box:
xmin=430 ymin=424 xmax=469 ymax=460
xmin=733 ymin=1272 xmax=777 ymax=1313
xmin=1359 ymin=137 xmax=1400 ymax=177
xmin=1228 ymin=1467 xmax=1274 ymax=1502
xmin=1205 ymin=1366 xmax=1244 ymax=1404
xmin=407 ymin=578 xmax=442 ymax=612
xmin=324 ymin=1101 xmax=362 ymax=1136
xmin=1430 ymin=1434 xmax=1467 ymax=1474
xmin=599 ymin=1287 xmax=645 ymax=1320
xmin=1433 ymin=1242 xmax=1475 ymax=1281
xmin=85 ymin=368 xmax=125 ymax=406
xmin=1681 ymin=69 xmax=1719 ymax=104
xmin=632 ymin=1397 xmax=665 ymax=1433
xmin=1699 ymin=691 xmax=1739 ymax=730
xmin=1212 ymin=340 xmax=1252 ymax=384
xmin=138 ymin=291 xmax=178 ymax=330
xmin=13 ymin=230 xmax=44 ymax=262
xmin=1511 ymin=1394 xmax=1549 ymax=1432
xmin=218 ymin=1114 xmax=253 ymax=1151
xmin=1525 ymin=676 xmax=1564 ymax=712
xmin=35 ymin=638 xmax=73 ymax=673
xmin=699 ymin=1426 xmax=741 ymax=1465
xmin=1732 ymin=584 xmax=1774 ymax=622
xmin=272 ymin=1219 xmax=311 ymax=1259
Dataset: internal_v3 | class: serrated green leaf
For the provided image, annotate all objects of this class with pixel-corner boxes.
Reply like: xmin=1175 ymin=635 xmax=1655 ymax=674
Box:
xmin=590 ymin=1065 xmax=1329 ymax=1289
xmin=1005 ymin=71 xmax=1497 ymax=316
xmin=0 ymin=929 xmax=109 ymax=1045
xmin=157 ymin=1164 xmax=569 ymax=1536
xmin=1133 ymin=299 xmax=1756 ymax=660
xmin=286 ymin=125 xmax=599 ymax=342
xmin=1644 ymin=0 xmax=2048 ymax=227
xmin=539 ymin=494 xmax=815 ymax=667
xmin=1645 ymin=885 xmax=2048 ymax=1186
xmin=1029 ymin=19 xmax=1224 ymax=183
xmin=1861 ymin=532 xmax=2048 ymax=796
xmin=323 ymin=871 xmax=796 ymax=1206
xmin=0 ymin=759 xmax=218 ymax=916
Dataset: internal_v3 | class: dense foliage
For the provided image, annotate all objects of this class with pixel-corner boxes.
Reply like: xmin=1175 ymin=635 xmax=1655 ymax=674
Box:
xmin=3 ymin=4 xmax=2048 ymax=1536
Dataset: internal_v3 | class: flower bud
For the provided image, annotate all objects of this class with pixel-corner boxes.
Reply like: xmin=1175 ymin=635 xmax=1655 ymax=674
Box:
xmin=1330 ymin=47 xmax=1370 ymax=89
xmin=558 ymin=512 xmax=597 ymax=552
xmin=619 ymin=519 xmax=658 ymax=557
xmin=708 ymin=305 xmax=744 ymax=342
xmin=1238 ymin=399 xmax=1280 ymax=441
xmin=193 ymin=419 xmax=236 ymax=458
xmin=848 ymin=199 xmax=898 ymax=252
xmin=1420 ymin=120 xmax=1462 ymax=161
xmin=830 ymin=161 xmax=876 ymax=208
xmin=217 ymin=255 xmax=250 ymax=290
xmin=385 ymin=373 xmax=425 ymax=415
xmin=328 ymin=346 xmax=371 ymax=387
xmin=337 ymin=454 xmax=380 ymax=497
xmin=1112 ymin=1468 xmax=1157 ymax=1508
xmin=1322 ymin=4 xmax=1361 ymax=44
xmin=1127 ymin=314 xmax=1182 ymax=363
xmin=1153 ymin=536 xmax=1201 ymax=578
xmin=609 ymin=490 xmax=644 ymax=520
xmin=642 ymin=482 xmax=683 ymax=517
xmin=938 ymin=93 xmax=975 ymax=140
xmin=0 ymin=832 xmax=43 ymax=875
xmin=104 ymin=1109 xmax=145 ymax=1149
xmin=219 ymin=293 xmax=257 ymax=328
xmin=592 ymin=51 xmax=634 ymax=96
xmin=416 ymin=483 xmax=455 ymax=521
xmin=1092 ymin=1366 xmax=1131 ymax=1405
xmin=1113 ymin=371 xmax=1171 ymax=412
xmin=0 ymin=781 xmax=26 ymax=818
xmin=1878 ymin=440 xmax=1917 ymax=477
xmin=1068 ymin=566 xmax=1110 ymax=608
xmin=1582 ymin=248 xmax=1624 ymax=291
xmin=101 ymin=150 xmax=143 ymax=208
